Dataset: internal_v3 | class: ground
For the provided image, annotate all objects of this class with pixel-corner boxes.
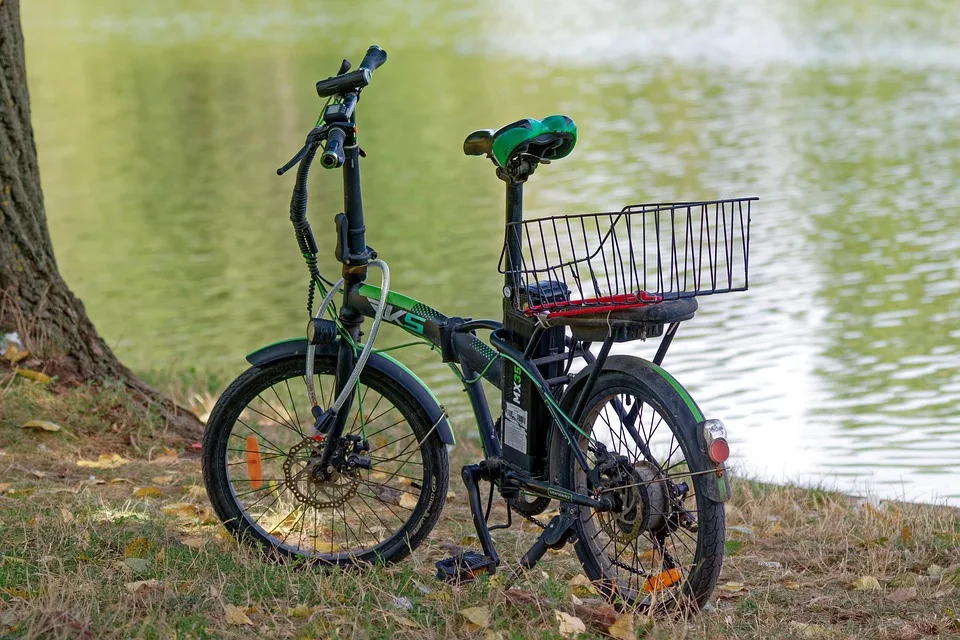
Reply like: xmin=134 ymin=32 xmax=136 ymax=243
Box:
xmin=0 ymin=373 xmax=958 ymax=639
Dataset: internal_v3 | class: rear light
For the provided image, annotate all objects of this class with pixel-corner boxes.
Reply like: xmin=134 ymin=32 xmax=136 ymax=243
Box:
xmin=701 ymin=419 xmax=729 ymax=464
xmin=708 ymin=438 xmax=730 ymax=464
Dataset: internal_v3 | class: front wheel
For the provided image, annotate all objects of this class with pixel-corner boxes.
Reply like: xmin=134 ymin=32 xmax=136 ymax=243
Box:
xmin=201 ymin=354 xmax=449 ymax=564
xmin=560 ymin=357 xmax=725 ymax=610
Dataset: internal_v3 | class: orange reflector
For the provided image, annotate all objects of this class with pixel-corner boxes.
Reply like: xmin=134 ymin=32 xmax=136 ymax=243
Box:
xmin=709 ymin=438 xmax=730 ymax=464
xmin=643 ymin=568 xmax=682 ymax=592
xmin=245 ymin=436 xmax=263 ymax=489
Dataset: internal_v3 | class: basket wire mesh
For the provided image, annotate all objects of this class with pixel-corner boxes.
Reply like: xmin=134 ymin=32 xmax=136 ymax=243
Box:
xmin=500 ymin=198 xmax=756 ymax=315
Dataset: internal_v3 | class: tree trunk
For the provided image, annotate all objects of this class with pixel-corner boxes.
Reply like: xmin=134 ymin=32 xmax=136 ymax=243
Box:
xmin=0 ymin=0 xmax=201 ymax=439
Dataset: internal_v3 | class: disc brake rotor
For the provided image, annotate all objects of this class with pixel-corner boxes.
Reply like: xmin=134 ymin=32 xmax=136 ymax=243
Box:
xmin=282 ymin=437 xmax=360 ymax=509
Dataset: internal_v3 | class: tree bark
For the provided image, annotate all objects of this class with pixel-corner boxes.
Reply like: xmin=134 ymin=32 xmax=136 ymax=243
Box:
xmin=0 ymin=0 xmax=201 ymax=439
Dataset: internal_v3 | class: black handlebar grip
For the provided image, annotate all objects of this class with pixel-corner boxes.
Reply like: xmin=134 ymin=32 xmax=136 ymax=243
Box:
xmin=358 ymin=45 xmax=387 ymax=73
xmin=320 ymin=128 xmax=347 ymax=169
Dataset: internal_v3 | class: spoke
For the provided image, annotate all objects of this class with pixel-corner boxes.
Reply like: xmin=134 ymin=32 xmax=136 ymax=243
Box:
xmin=354 ymin=490 xmax=399 ymax=534
xmin=283 ymin=379 xmax=306 ymax=436
xmin=367 ymin=430 xmax=416 ymax=454
xmin=270 ymin=385 xmax=303 ymax=439
xmin=230 ymin=424 xmax=287 ymax=457
xmin=348 ymin=384 xmax=372 ymax=435
xmin=247 ymin=403 xmax=299 ymax=436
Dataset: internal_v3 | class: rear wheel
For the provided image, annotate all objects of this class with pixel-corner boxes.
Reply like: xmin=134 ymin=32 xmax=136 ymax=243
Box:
xmin=202 ymin=355 xmax=449 ymax=564
xmin=560 ymin=358 xmax=725 ymax=610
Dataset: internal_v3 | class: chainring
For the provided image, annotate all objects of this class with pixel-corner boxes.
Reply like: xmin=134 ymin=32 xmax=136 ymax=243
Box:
xmin=282 ymin=437 xmax=360 ymax=509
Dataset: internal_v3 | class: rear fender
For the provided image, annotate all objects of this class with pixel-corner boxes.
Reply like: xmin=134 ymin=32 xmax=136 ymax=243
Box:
xmin=246 ymin=339 xmax=455 ymax=446
xmin=549 ymin=355 xmax=729 ymax=503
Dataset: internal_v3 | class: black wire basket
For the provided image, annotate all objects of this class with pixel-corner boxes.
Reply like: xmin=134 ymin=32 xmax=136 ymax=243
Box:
xmin=500 ymin=198 xmax=756 ymax=316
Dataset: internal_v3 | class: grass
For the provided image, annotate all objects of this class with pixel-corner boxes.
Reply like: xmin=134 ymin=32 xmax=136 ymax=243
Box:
xmin=1 ymin=374 xmax=959 ymax=639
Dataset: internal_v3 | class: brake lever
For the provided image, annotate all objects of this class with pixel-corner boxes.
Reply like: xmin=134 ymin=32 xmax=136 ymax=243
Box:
xmin=276 ymin=126 xmax=327 ymax=176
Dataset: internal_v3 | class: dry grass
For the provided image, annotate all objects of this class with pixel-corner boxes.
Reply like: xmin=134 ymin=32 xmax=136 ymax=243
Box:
xmin=0 ymin=378 xmax=958 ymax=639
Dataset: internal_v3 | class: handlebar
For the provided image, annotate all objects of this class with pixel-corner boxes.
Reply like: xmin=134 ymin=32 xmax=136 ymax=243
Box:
xmin=316 ymin=45 xmax=387 ymax=98
xmin=358 ymin=45 xmax=387 ymax=73
xmin=320 ymin=127 xmax=346 ymax=169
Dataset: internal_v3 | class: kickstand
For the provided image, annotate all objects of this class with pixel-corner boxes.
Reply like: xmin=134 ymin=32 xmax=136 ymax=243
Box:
xmin=502 ymin=504 xmax=579 ymax=589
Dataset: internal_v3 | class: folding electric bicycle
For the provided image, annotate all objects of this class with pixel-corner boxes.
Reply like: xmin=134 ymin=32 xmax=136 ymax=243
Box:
xmin=202 ymin=45 xmax=756 ymax=610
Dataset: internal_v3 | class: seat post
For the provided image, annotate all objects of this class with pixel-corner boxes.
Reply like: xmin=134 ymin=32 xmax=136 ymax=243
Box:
xmin=504 ymin=181 xmax=523 ymax=299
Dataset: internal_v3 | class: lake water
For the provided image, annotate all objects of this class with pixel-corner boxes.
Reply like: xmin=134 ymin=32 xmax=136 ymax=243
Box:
xmin=23 ymin=0 xmax=960 ymax=504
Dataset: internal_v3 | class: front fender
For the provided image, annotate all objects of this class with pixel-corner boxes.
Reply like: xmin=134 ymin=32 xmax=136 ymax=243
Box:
xmin=246 ymin=339 xmax=455 ymax=446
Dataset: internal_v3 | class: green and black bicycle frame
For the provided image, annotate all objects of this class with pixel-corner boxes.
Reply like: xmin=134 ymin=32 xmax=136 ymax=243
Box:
xmin=273 ymin=82 xmax=680 ymax=576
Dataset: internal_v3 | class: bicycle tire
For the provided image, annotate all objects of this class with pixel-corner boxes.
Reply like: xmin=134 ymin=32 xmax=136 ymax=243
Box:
xmin=202 ymin=355 xmax=449 ymax=565
xmin=559 ymin=356 xmax=725 ymax=609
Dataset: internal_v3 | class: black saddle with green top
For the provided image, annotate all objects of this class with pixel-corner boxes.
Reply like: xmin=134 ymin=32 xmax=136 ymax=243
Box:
xmin=464 ymin=115 xmax=577 ymax=168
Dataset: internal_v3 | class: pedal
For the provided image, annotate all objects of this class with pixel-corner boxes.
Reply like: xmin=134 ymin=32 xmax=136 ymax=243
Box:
xmin=435 ymin=551 xmax=498 ymax=583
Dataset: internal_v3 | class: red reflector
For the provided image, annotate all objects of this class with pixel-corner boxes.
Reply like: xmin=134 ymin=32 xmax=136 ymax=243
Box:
xmin=709 ymin=438 xmax=729 ymax=463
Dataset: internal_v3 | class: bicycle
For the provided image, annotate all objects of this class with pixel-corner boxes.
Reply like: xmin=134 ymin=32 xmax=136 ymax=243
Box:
xmin=201 ymin=45 xmax=756 ymax=611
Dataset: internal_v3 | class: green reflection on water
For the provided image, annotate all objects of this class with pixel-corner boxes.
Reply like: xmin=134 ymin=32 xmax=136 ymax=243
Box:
xmin=22 ymin=0 xmax=960 ymax=499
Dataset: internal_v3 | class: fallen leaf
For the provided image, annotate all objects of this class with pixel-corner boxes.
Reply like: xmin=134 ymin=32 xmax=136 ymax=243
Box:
xmin=889 ymin=573 xmax=919 ymax=587
xmin=76 ymin=453 xmax=130 ymax=469
xmin=899 ymin=526 xmax=913 ymax=544
xmin=399 ymin=492 xmax=419 ymax=509
xmin=446 ymin=490 xmax=457 ymax=500
xmin=3 ymin=344 xmax=29 ymax=364
xmin=395 ymin=616 xmax=419 ymax=628
xmin=2 ymin=587 xmax=30 ymax=600
xmin=124 ymin=537 xmax=151 ymax=559
xmin=569 ymin=573 xmax=599 ymax=596
xmin=123 ymin=557 xmax=151 ymax=573
xmin=60 ymin=508 xmax=74 ymax=524
xmin=160 ymin=503 xmax=199 ymax=519
xmin=789 ymin=621 xmax=830 ymax=638
xmin=21 ymin=420 xmax=61 ymax=432
xmin=287 ymin=604 xmax=314 ymax=619
xmin=555 ymin=611 xmax=586 ymax=637
xmin=784 ymin=580 xmax=803 ymax=590
xmin=460 ymin=606 xmax=491 ymax=628
xmin=125 ymin=579 xmax=160 ymax=594
xmin=856 ymin=536 xmax=889 ymax=549
xmin=224 ymin=604 xmax=253 ymax=626
xmin=151 ymin=475 xmax=175 ymax=486
xmin=14 ymin=368 xmax=52 ymax=384
xmin=886 ymin=586 xmax=917 ymax=603
xmin=718 ymin=582 xmax=747 ymax=599
xmin=186 ymin=485 xmax=207 ymax=499
xmin=725 ymin=540 xmax=744 ymax=555
xmin=729 ymin=525 xmax=754 ymax=535
xmin=133 ymin=487 xmax=163 ymax=499
xmin=31 ymin=470 xmax=46 ymax=478
xmin=180 ymin=537 xmax=205 ymax=549
xmin=608 ymin=614 xmax=635 ymax=640
xmin=0 ymin=483 xmax=11 ymax=494
xmin=152 ymin=446 xmax=178 ymax=464
xmin=851 ymin=575 xmax=882 ymax=591
xmin=313 ymin=540 xmax=341 ymax=554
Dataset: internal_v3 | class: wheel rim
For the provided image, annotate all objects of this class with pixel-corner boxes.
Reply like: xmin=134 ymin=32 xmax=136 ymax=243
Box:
xmin=221 ymin=364 xmax=429 ymax=560
xmin=575 ymin=388 xmax=702 ymax=608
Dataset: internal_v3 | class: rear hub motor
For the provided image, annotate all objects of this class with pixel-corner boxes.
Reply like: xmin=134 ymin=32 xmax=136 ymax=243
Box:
xmin=603 ymin=459 xmax=670 ymax=544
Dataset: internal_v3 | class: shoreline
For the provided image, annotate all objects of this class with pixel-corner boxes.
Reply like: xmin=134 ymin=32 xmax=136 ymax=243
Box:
xmin=1 ymin=374 xmax=958 ymax=638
